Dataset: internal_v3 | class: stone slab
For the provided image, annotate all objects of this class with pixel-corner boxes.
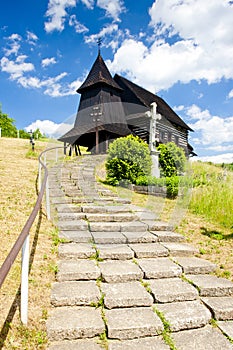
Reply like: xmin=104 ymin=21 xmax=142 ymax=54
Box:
xmin=57 ymin=260 xmax=100 ymax=282
xmin=120 ymin=222 xmax=148 ymax=232
xmin=59 ymin=230 xmax=93 ymax=243
xmin=172 ymin=325 xmax=233 ymax=350
xmin=186 ymin=274 xmax=233 ymax=297
xmin=89 ymin=222 xmax=121 ymax=232
xmin=151 ymin=230 xmax=185 ymax=242
xmin=96 ymin=244 xmax=134 ymax=260
xmin=156 ymin=300 xmax=212 ymax=332
xmin=172 ymin=256 xmax=216 ymax=274
xmin=122 ymin=231 xmax=158 ymax=243
xmin=57 ymin=220 xmax=88 ymax=231
xmin=218 ymin=320 xmax=233 ymax=339
xmin=99 ymin=260 xmax=143 ymax=282
xmin=51 ymin=197 xmax=73 ymax=205
xmin=101 ymin=281 xmax=153 ymax=309
xmin=137 ymin=258 xmax=182 ymax=279
xmin=161 ymin=242 xmax=199 ymax=256
xmin=129 ymin=243 xmax=168 ymax=258
xmin=51 ymin=281 xmax=100 ymax=306
xmin=149 ymin=277 xmax=198 ymax=303
xmin=48 ymin=339 xmax=103 ymax=350
xmin=56 ymin=204 xmax=82 ymax=213
xmin=92 ymin=232 xmax=127 ymax=244
xmin=81 ymin=205 xmax=130 ymax=214
xmin=57 ymin=212 xmax=85 ymax=220
xmin=109 ymin=336 xmax=170 ymax=350
xmin=58 ymin=243 xmax=95 ymax=259
xmin=85 ymin=213 xmax=137 ymax=222
xmin=202 ymin=296 xmax=233 ymax=320
xmin=47 ymin=307 xmax=105 ymax=341
xmin=105 ymin=307 xmax=163 ymax=340
xmin=146 ymin=221 xmax=173 ymax=231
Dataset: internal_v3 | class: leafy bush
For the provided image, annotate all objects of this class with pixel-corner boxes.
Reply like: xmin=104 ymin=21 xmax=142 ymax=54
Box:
xmin=166 ymin=176 xmax=179 ymax=199
xmin=135 ymin=175 xmax=166 ymax=187
xmin=106 ymin=135 xmax=152 ymax=184
xmin=157 ymin=142 xmax=186 ymax=177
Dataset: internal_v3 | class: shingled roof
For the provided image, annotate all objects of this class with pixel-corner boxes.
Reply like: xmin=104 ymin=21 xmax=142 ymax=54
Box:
xmin=77 ymin=53 xmax=122 ymax=93
xmin=114 ymin=74 xmax=193 ymax=131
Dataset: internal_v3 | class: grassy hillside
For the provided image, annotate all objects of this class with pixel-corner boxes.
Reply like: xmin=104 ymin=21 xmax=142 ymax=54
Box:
xmin=0 ymin=137 xmax=57 ymax=349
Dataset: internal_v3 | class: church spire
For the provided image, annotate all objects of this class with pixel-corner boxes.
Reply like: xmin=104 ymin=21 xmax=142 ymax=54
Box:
xmin=97 ymin=37 xmax=102 ymax=55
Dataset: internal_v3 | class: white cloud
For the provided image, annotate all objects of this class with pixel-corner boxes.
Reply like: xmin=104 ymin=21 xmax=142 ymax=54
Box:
xmin=44 ymin=0 xmax=77 ymax=33
xmin=195 ymin=153 xmax=233 ymax=164
xmin=3 ymin=33 xmax=22 ymax=56
xmin=85 ymin=24 xmax=119 ymax=44
xmin=80 ymin=0 xmax=94 ymax=10
xmin=69 ymin=15 xmax=89 ymax=33
xmin=0 ymin=55 xmax=34 ymax=79
xmin=26 ymin=31 xmax=38 ymax=45
xmin=96 ymin=0 xmax=125 ymax=22
xmin=107 ymin=1 xmax=233 ymax=92
xmin=41 ymin=57 xmax=57 ymax=68
xmin=25 ymin=119 xmax=73 ymax=137
xmin=228 ymin=89 xmax=233 ymax=99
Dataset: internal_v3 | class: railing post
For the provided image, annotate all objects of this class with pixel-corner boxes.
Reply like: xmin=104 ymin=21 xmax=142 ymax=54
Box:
xmin=21 ymin=235 xmax=29 ymax=325
xmin=46 ymin=176 xmax=51 ymax=220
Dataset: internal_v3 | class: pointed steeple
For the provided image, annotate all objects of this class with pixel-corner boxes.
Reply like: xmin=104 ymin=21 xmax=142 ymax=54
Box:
xmin=77 ymin=52 xmax=122 ymax=93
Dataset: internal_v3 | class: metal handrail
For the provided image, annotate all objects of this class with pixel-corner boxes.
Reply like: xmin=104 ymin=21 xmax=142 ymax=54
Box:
xmin=0 ymin=145 xmax=67 ymax=324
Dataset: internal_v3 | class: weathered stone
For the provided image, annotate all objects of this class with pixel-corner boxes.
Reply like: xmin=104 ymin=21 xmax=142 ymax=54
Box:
xmin=56 ymin=204 xmax=82 ymax=213
xmin=58 ymin=243 xmax=95 ymax=260
xmin=186 ymin=274 xmax=233 ymax=297
xmin=96 ymin=244 xmax=134 ymax=260
xmin=92 ymin=232 xmax=127 ymax=244
xmin=109 ymin=336 xmax=170 ymax=350
xmin=99 ymin=260 xmax=143 ymax=282
xmin=218 ymin=320 xmax=233 ymax=339
xmin=105 ymin=307 xmax=163 ymax=340
xmin=161 ymin=242 xmax=199 ymax=256
xmin=51 ymin=197 xmax=73 ymax=205
xmin=51 ymin=281 xmax=100 ymax=306
xmin=47 ymin=307 xmax=105 ymax=341
xmin=57 ymin=220 xmax=88 ymax=231
xmin=57 ymin=260 xmax=100 ymax=281
xmin=137 ymin=258 xmax=182 ymax=279
xmin=48 ymin=339 xmax=103 ymax=350
xmin=151 ymin=230 xmax=185 ymax=242
xmin=58 ymin=212 xmax=85 ymax=220
xmin=129 ymin=243 xmax=168 ymax=258
xmin=89 ymin=222 xmax=121 ymax=232
xmin=59 ymin=230 xmax=93 ymax=243
xmin=122 ymin=231 xmax=158 ymax=243
xmin=146 ymin=221 xmax=173 ymax=231
xmin=202 ymin=296 xmax=233 ymax=320
xmin=149 ymin=277 xmax=198 ymax=303
xmin=172 ymin=325 xmax=233 ymax=350
xmin=120 ymin=222 xmax=148 ymax=232
xmin=101 ymin=281 xmax=153 ymax=309
xmin=172 ymin=256 xmax=216 ymax=274
xmin=86 ymin=213 xmax=137 ymax=222
xmin=82 ymin=205 xmax=130 ymax=214
xmin=156 ymin=300 xmax=211 ymax=332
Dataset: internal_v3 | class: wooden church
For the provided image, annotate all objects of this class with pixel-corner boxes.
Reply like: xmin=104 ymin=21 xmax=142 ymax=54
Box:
xmin=59 ymin=51 xmax=195 ymax=157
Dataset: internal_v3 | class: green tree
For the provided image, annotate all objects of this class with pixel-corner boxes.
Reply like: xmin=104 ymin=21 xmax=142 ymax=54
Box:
xmin=157 ymin=142 xmax=186 ymax=177
xmin=106 ymin=135 xmax=152 ymax=184
xmin=0 ymin=106 xmax=17 ymax=137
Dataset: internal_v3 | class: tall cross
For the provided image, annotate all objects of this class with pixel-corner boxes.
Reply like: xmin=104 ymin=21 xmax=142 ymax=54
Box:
xmin=97 ymin=37 xmax=102 ymax=54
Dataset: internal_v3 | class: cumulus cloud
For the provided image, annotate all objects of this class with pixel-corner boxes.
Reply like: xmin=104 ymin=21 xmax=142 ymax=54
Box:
xmin=3 ymin=33 xmax=22 ymax=56
xmin=96 ymin=0 xmax=125 ymax=22
xmin=85 ymin=23 xmax=119 ymax=48
xmin=228 ymin=89 xmax=233 ymax=99
xmin=195 ymin=153 xmax=233 ymax=164
xmin=26 ymin=31 xmax=38 ymax=45
xmin=41 ymin=57 xmax=57 ymax=68
xmin=25 ymin=119 xmax=73 ymax=137
xmin=69 ymin=15 xmax=89 ymax=33
xmin=107 ymin=1 xmax=233 ymax=92
xmin=44 ymin=0 xmax=77 ymax=33
xmin=0 ymin=55 xmax=34 ymax=79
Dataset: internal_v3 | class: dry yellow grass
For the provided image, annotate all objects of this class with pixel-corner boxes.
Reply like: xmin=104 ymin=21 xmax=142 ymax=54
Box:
xmin=0 ymin=137 xmax=57 ymax=349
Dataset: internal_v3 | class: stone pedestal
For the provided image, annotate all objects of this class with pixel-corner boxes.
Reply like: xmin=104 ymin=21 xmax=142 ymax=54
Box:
xmin=151 ymin=150 xmax=160 ymax=178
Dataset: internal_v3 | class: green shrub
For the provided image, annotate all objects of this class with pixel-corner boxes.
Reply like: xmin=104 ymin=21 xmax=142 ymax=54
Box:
xmin=157 ymin=142 xmax=186 ymax=177
xmin=166 ymin=176 xmax=179 ymax=199
xmin=106 ymin=135 xmax=152 ymax=184
xmin=135 ymin=175 xmax=166 ymax=187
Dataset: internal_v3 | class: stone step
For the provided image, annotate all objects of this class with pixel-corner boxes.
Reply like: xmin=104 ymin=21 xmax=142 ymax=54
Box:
xmin=81 ymin=205 xmax=131 ymax=214
xmin=51 ymin=281 xmax=100 ymax=307
xmin=109 ymin=336 xmax=170 ymax=350
xmin=46 ymin=307 xmax=105 ymax=341
xmin=92 ymin=232 xmax=127 ymax=244
xmin=85 ymin=213 xmax=138 ymax=222
xmin=122 ymin=231 xmax=158 ymax=243
xmin=171 ymin=325 xmax=233 ymax=350
xmin=51 ymin=197 xmax=73 ymax=205
xmin=57 ymin=260 xmax=100 ymax=282
xmin=57 ymin=212 xmax=86 ymax=221
xmin=101 ymin=281 xmax=153 ymax=309
xmin=151 ymin=230 xmax=185 ymax=242
xmin=146 ymin=221 xmax=173 ymax=231
xmin=99 ymin=260 xmax=143 ymax=283
xmin=201 ymin=296 xmax=233 ymax=320
xmin=58 ymin=243 xmax=95 ymax=260
xmin=186 ymin=274 xmax=233 ymax=297
xmin=48 ymin=339 xmax=103 ymax=350
xmin=137 ymin=258 xmax=182 ymax=279
xmin=58 ymin=230 xmax=92 ymax=243
xmin=129 ymin=243 xmax=169 ymax=258
xmin=96 ymin=244 xmax=134 ymax=260
xmin=148 ymin=277 xmax=199 ymax=303
xmin=56 ymin=204 xmax=82 ymax=213
xmin=156 ymin=300 xmax=211 ymax=332
xmin=172 ymin=257 xmax=217 ymax=274
xmin=105 ymin=307 xmax=163 ymax=340
xmin=57 ymin=220 xmax=88 ymax=231
xmin=160 ymin=242 xmax=199 ymax=256
xmin=217 ymin=320 xmax=233 ymax=340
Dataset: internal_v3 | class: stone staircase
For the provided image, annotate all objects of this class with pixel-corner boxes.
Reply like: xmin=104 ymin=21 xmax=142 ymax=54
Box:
xmin=46 ymin=155 xmax=233 ymax=350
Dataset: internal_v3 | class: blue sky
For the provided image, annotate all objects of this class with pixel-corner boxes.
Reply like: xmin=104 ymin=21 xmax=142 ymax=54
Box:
xmin=0 ymin=0 xmax=233 ymax=163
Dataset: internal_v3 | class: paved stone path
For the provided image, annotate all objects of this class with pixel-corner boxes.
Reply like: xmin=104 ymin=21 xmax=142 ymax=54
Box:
xmin=46 ymin=155 xmax=233 ymax=349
